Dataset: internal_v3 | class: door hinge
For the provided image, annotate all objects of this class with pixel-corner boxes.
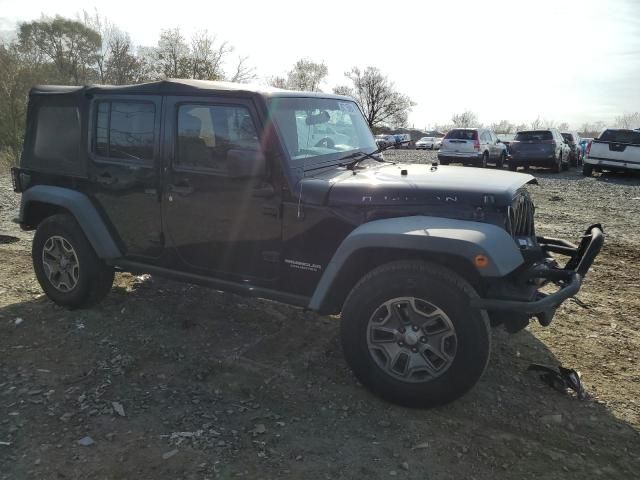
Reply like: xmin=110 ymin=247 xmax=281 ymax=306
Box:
xmin=262 ymin=204 xmax=280 ymax=218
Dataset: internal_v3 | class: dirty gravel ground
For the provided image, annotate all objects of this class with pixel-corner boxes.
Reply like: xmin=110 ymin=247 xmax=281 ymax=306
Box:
xmin=1 ymin=150 xmax=639 ymax=480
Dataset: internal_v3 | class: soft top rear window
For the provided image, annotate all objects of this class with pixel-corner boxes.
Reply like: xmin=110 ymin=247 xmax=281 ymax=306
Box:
xmin=598 ymin=129 xmax=640 ymax=144
xmin=515 ymin=131 xmax=553 ymax=141
xmin=445 ymin=129 xmax=477 ymax=140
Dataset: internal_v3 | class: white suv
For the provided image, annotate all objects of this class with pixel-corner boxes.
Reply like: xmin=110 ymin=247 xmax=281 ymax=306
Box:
xmin=438 ymin=128 xmax=507 ymax=168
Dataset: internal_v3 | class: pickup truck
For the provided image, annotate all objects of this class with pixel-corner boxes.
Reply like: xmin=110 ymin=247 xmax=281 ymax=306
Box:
xmin=583 ymin=128 xmax=640 ymax=176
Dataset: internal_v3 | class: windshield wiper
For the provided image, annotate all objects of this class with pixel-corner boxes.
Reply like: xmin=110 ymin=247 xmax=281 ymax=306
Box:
xmin=338 ymin=141 xmax=408 ymax=170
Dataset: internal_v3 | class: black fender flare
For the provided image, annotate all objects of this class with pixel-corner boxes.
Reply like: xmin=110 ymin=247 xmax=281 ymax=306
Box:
xmin=308 ymin=216 xmax=524 ymax=311
xmin=19 ymin=185 xmax=122 ymax=259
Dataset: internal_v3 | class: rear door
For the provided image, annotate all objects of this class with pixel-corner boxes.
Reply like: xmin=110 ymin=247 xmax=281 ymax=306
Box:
xmin=88 ymin=95 xmax=164 ymax=260
xmin=161 ymin=95 xmax=282 ymax=284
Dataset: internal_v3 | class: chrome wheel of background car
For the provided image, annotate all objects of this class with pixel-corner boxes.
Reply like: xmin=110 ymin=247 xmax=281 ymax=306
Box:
xmin=366 ymin=297 xmax=458 ymax=383
xmin=42 ymin=235 xmax=80 ymax=292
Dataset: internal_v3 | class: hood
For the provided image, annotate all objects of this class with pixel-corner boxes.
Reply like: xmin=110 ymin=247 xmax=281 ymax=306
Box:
xmin=297 ymin=162 xmax=536 ymax=207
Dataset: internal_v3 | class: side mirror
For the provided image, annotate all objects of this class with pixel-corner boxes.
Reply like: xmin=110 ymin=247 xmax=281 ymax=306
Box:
xmin=227 ymin=149 xmax=266 ymax=178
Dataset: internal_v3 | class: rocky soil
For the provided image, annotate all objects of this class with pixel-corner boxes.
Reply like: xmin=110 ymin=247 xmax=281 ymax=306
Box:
xmin=1 ymin=151 xmax=639 ymax=479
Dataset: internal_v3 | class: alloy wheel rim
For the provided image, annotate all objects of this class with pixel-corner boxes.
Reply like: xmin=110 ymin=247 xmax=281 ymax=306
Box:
xmin=366 ymin=297 xmax=458 ymax=383
xmin=42 ymin=235 xmax=80 ymax=292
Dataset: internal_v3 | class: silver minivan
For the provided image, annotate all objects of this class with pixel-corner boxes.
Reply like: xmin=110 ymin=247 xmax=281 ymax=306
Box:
xmin=438 ymin=128 xmax=507 ymax=168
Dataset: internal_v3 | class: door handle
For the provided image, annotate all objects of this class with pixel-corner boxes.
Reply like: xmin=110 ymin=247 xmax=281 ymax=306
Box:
xmin=97 ymin=172 xmax=115 ymax=185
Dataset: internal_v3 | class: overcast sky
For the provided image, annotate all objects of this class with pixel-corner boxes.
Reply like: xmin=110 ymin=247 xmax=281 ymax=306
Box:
xmin=1 ymin=0 xmax=639 ymax=129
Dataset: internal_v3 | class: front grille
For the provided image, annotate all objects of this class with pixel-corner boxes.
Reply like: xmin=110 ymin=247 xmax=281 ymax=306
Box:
xmin=508 ymin=189 xmax=535 ymax=237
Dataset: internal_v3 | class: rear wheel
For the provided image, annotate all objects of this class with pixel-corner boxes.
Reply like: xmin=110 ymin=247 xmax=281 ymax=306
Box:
xmin=583 ymin=163 xmax=593 ymax=176
xmin=33 ymin=214 xmax=114 ymax=308
xmin=508 ymin=162 xmax=518 ymax=172
xmin=481 ymin=152 xmax=488 ymax=168
xmin=552 ymin=154 xmax=562 ymax=173
xmin=340 ymin=261 xmax=491 ymax=408
xmin=439 ymin=159 xmax=449 ymax=165
xmin=497 ymin=152 xmax=506 ymax=169
xmin=570 ymin=152 xmax=578 ymax=167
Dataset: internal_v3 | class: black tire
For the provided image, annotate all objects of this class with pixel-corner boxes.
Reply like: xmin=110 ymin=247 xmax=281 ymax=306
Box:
xmin=497 ymin=152 xmax=506 ymax=169
xmin=508 ymin=162 xmax=518 ymax=172
xmin=439 ymin=159 xmax=449 ymax=165
xmin=481 ymin=152 xmax=488 ymax=168
xmin=32 ymin=214 xmax=114 ymax=309
xmin=340 ymin=261 xmax=491 ymax=408
xmin=552 ymin=154 xmax=562 ymax=173
xmin=570 ymin=152 xmax=578 ymax=167
xmin=582 ymin=163 xmax=593 ymax=177
xmin=561 ymin=157 xmax=569 ymax=171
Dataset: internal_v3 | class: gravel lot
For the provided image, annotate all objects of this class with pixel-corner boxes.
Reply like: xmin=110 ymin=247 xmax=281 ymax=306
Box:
xmin=1 ymin=151 xmax=639 ymax=479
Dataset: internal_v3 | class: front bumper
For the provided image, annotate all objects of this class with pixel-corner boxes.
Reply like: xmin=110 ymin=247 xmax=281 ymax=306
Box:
xmin=472 ymin=224 xmax=604 ymax=324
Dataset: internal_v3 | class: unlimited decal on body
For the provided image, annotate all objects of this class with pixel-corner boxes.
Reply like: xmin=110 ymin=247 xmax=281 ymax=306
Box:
xmin=284 ymin=259 xmax=323 ymax=273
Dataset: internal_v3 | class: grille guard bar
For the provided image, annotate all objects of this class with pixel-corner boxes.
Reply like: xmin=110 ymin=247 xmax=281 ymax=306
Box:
xmin=472 ymin=224 xmax=604 ymax=315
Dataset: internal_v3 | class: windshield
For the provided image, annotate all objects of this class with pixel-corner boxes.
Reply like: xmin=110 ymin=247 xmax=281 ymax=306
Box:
xmin=269 ymin=97 xmax=376 ymax=165
xmin=562 ymin=133 xmax=574 ymax=142
xmin=515 ymin=130 xmax=553 ymax=141
xmin=420 ymin=137 xmax=434 ymax=141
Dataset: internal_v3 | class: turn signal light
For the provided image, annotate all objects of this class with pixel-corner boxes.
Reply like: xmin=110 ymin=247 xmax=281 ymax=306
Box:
xmin=474 ymin=254 xmax=489 ymax=268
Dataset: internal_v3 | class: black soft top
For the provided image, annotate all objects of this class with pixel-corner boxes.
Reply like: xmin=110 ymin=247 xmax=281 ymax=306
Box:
xmin=29 ymin=78 xmax=351 ymax=101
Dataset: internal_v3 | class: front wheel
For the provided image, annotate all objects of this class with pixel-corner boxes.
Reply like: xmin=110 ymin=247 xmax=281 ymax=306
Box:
xmin=33 ymin=214 xmax=114 ymax=308
xmin=583 ymin=163 xmax=594 ymax=176
xmin=340 ymin=261 xmax=491 ymax=408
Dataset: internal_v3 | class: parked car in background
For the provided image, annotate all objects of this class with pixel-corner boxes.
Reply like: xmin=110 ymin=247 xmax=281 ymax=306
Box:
xmin=583 ymin=128 xmax=640 ymax=176
xmin=375 ymin=134 xmax=396 ymax=149
xmin=579 ymin=137 xmax=593 ymax=158
xmin=415 ymin=136 xmax=441 ymax=150
xmin=393 ymin=133 xmax=412 ymax=148
xmin=438 ymin=128 xmax=507 ymax=168
xmin=508 ymin=129 xmax=571 ymax=173
xmin=562 ymin=131 xmax=583 ymax=166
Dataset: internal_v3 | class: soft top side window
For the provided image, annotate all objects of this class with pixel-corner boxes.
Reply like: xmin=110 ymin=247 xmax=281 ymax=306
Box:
xmin=34 ymin=104 xmax=80 ymax=163
xmin=176 ymin=103 xmax=259 ymax=173
xmin=94 ymin=100 xmax=155 ymax=163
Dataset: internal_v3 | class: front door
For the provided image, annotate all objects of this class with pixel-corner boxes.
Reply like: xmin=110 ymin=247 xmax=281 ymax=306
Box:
xmin=162 ymin=96 xmax=282 ymax=284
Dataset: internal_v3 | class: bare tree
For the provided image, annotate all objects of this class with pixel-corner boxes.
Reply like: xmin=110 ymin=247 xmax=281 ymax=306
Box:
xmin=530 ymin=116 xmax=544 ymax=130
xmin=489 ymin=119 xmax=515 ymax=133
xmin=557 ymin=122 xmax=570 ymax=131
xmin=82 ymin=9 xmax=114 ymax=83
xmin=229 ymin=55 xmax=255 ymax=83
xmin=614 ymin=112 xmax=640 ymax=129
xmin=451 ymin=111 xmax=478 ymax=128
xmin=105 ymin=32 xmax=142 ymax=84
xmin=337 ymin=66 xmax=415 ymax=129
xmin=190 ymin=30 xmax=232 ymax=80
xmin=579 ymin=121 xmax=606 ymax=137
xmin=155 ymin=27 xmax=190 ymax=78
xmin=268 ymin=58 xmax=328 ymax=91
